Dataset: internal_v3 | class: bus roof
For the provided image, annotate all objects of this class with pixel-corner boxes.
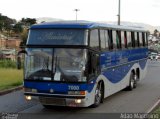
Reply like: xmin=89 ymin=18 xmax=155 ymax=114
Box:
xmin=30 ymin=20 xmax=148 ymax=32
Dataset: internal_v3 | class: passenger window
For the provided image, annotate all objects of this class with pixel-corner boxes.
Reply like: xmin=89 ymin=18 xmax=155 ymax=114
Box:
xmin=145 ymin=32 xmax=148 ymax=46
xmin=127 ymin=32 xmax=132 ymax=48
xmin=131 ymin=32 xmax=135 ymax=47
xmin=90 ymin=29 xmax=99 ymax=50
xmin=121 ymin=31 xmax=125 ymax=49
xmin=142 ymin=32 xmax=146 ymax=46
xmin=100 ymin=30 xmax=105 ymax=50
xmin=137 ymin=32 xmax=140 ymax=47
xmin=108 ymin=30 xmax=113 ymax=50
xmin=116 ymin=31 xmax=121 ymax=49
xmin=139 ymin=32 xmax=143 ymax=47
xmin=124 ymin=31 xmax=127 ymax=48
xmin=134 ymin=32 xmax=137 ymax=47
xmin=112 ymin=30 xmax=117 ymax=50
xmin=104 ymin=30 xmax=109 ymax=50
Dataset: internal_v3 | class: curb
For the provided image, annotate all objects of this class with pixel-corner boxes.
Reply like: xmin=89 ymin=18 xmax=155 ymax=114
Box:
xmin=0 ymin=85 xmax=23 ymax=96
xmin=146 ymin=98 xmax=160 ymax=113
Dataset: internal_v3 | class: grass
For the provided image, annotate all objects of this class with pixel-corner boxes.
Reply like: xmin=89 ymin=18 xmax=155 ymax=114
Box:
xmin=0 ymin=68 xmax=23 ymax=91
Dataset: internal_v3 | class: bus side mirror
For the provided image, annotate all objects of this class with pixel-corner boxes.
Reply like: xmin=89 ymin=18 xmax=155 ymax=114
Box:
xmin=17 ymin=50 xmax=28 ymax=70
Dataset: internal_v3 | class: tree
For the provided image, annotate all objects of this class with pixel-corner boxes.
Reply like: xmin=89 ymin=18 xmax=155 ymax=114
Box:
xmin=20 ymin=28 xmax=28 ymax=47
xmin=21 ymin=18 xmax=36 ymax=26
xmin=0 ymin=14 xmax=16 ymax=32
xmin=13 ymin=23 xmax=23 ymax=33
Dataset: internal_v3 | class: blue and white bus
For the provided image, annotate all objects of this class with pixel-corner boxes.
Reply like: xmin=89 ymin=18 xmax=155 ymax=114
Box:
xmin=21 ymin=21 xmax=148 ymax=108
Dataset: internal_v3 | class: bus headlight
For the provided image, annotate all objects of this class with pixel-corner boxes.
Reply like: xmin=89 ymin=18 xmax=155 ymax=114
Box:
xmin=75 ymin=99 xmax=82 ymax=104
xmin=68 ymin=91 xmax=86 ymax=95
xmin=25 ymin=96 xmax=32 ymax=100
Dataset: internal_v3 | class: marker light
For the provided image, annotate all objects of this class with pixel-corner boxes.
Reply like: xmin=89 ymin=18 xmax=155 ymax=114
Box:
xmin=68 ymin=91 xmax=86 ymax=95
xmin=25 ymin=96 xmax=32 ymax=100
xmin=75 ymin=99 xmax=82 ymax=104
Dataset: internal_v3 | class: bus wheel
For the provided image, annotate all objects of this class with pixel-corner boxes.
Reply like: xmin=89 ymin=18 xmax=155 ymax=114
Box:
xmin=133 ymin=74 xmax=137 ymax=88
xmin=128 ymin=72 xmax=136 ymax=91
xmin=92 ymin=82 xmax=103 ymax=107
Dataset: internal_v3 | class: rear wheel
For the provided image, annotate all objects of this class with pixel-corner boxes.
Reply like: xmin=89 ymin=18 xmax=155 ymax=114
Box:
xmin=92 ymin=82 xmax=103 ymax=107
xmin=128 ymin=72 xmax=137 ymax=91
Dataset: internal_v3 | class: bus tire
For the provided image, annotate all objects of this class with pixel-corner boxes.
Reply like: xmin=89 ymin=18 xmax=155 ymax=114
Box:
xmin=92 ymin=82 xmax=103 ymax=107
xmin=128 ymin=72 xmax=136 ymax=91
xmin=133 ymin=74 xmax=137 ymax=89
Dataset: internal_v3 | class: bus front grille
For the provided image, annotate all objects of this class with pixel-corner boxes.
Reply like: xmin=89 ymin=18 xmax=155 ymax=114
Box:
xmin=39 ymin=97 xmax=66 ymax=106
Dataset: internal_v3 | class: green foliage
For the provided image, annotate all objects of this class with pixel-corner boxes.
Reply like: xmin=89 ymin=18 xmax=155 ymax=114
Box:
xmin=0 ymin=14 xmax=16 ymax=31
xmin=0 ymin=60 xmax=17 ymax=68
xmin=13 ymin=23 xmax=23 ymax=33
xmin=20 ymin=28 xmax=28 ymax=47
xmin=21 ymin=18 xmax=37 ymax=26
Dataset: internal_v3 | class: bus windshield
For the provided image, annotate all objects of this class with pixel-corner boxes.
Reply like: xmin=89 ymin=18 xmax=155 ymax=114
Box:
xmin=27 ymin=29 xmax=88 ymax=45
xmin=25 ymin=48 xmax=87 ymax=82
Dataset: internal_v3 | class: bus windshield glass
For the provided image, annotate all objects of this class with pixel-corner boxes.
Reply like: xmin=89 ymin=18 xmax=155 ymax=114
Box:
xmin=25 ymin=48 xmax=87 ymax=82
xmin=27 ymin=29 xmax=87 ymax=45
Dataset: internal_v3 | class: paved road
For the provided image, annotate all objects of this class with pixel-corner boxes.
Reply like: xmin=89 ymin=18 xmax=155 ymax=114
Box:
xmin=0 ymin=60 xmax=160 ymax=118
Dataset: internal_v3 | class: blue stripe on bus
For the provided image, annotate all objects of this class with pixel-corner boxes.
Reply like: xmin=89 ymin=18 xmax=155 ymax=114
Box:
xmin=24 ymin=81 xmax=95 ymax=93
xmin=102 ymin=59 xmax=147 ymax=83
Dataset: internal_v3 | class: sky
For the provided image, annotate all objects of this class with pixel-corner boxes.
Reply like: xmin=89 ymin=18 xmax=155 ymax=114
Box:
xmin=0 ymin=0 xmax=160 ymax=26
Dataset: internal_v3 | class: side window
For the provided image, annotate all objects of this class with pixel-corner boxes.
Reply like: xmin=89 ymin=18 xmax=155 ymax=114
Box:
xmin=121 ymin=31 xmax=125 ymax=49
xmin=108 ymin=30 xmax=113 ymax=50
xmin=145 ymin=32 xmax=148 ymax=46
xmin=131 ymin=32 xmax=135 ymax=47
xmin=105 ymin=30 xmax=109 ymax=50
xmin=139 ymin=32 xmax=143 ymax=46
xmin=116 ymin=31 xmax=121 ymax=49
xmin=142 ymin=32 xmax=146 ymax=46
xmin=112 ymin=30 xmax=117 ymax=50
xmin=124 ymin=31 xmax=127 ymax=48
xmin=100 ymin=30 xmax=105 ymax=50
xmin=137 ymin=32 xmax=140 ymax=47
xmin=127 ymin=31 xmax=132 ymax=48
xmin=134 ymin=32 xmax=138 ymax=47
xmin=90 ymin=29 xmax=99 ymax=50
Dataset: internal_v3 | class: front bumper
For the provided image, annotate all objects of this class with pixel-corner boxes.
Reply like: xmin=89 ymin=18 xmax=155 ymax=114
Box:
xmin=24 ymin=92 xmax=89 ymax=107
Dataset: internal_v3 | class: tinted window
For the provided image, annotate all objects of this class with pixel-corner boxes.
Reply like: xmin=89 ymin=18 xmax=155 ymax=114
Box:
xmin=100 ymin=30 xmax=109 ymax=50
xmin=137 ymin=32 xmax=140 ymax=47
xmin=116 ymin=31 xmax=121 ymax=49
xmin=142 ymin=32 xmax=146 ymax=46
xmin=27 ymin=29 xmax=87 ymax=45
xmin=124 ymin=31 xmax=128 ymax=48
xmin=139 ymin=32 xmax=143 ymax=46
xmin=145 ymin=32 xmax=148 ymax=46
xmin=100 ymin=30 xmax=105 ymax=50
xmin=112 ymin=30 xmax=117 ymax=50
xmin=127 ymin=32 xmax=132 ymax=48
xmin=134 ymin=32 xmax=139 ymax=47
xmin=121 ymin=31 xmax=125 ymax=48
xmin=131 ymin=32 xmax=135 ymax=47
xmin=105 ymin=30 xmax=109 ymax=50
xmin=108 ymin=30 xmax=113 ymax=50
xmin=90 ymin=29 xmax=99 ymax=50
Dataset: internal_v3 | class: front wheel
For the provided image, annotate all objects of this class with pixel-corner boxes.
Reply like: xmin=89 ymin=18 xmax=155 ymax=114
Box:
xmin=92 ymin=82 xmax=103 ymax=107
